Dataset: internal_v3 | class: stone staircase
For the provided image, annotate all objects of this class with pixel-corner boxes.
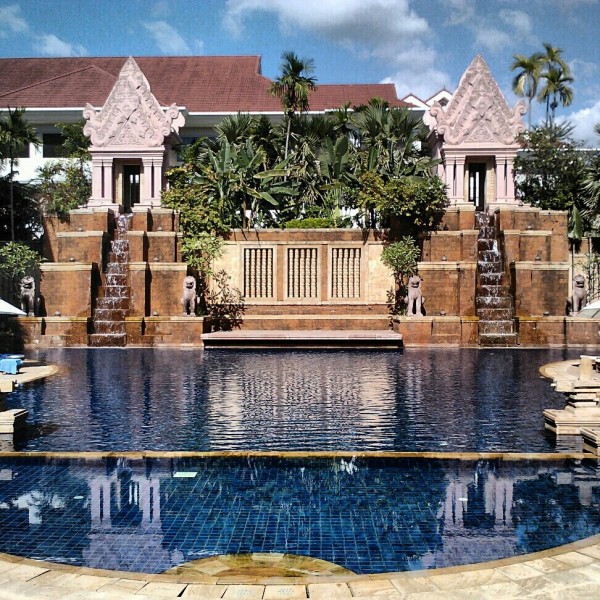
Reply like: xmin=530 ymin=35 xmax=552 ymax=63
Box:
xmin=475 ymin=211 xmax=518 ymax=346
xmin=88 ymin=215 xmax=132 ymax=347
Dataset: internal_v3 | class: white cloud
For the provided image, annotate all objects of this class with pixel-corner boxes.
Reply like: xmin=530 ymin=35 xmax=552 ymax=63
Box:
xmin=562 ymin=100 xmax=600 ymax=146
xmin=143 ymin=21 xmax=191 ymax=54
xmin=223 ymin=0 xmax=451 ymax=100
xmin=473 ymin=27 xmax=511 ymax=54
xmin=499 ymin=9 xmax=534 ymax=38
xmin=34 ymin=34 xmax=87 ymax=57
xmin=443 ymin=0 xmax=476 ymax=25
xmin=0 ymin=3 xmax=28 ymax=37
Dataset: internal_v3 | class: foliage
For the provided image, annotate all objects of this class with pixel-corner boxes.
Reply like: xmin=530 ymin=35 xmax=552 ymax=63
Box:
xmin=0 ymin=177 xmax=40 ymax=241
xmin=511 ymin=43 xmax=573 ymax=127
xmin=0 ymin=107 xmax=40 ymax=241
xmin=380 ymin=237 xmax=420 ymax=316
xmin=284 ymin=217 xmax=336 ymax=229
xmin=206 ymin=270 xmax=245 ymax=331
xmin=381 ymin=237 xmax=420 ymax=283
xmin=37 ymin=161 xmax=91 ymax=218
xmin=181 ymin=233 xmax=224 ymax=277
xmin=56 ymin=120 xmax=91 ymax=164
xmin=514 ymin=124 xmax=587 ymax=212
xmin=0 ymin=241 xmax=41 ymax=297
xmin=582 ymin=124 xmax=600 ymax=233
xmin=356 ymin=172 xmax=447 ymax=233
xmin=269 ymin=51 xmax=317 ymax=160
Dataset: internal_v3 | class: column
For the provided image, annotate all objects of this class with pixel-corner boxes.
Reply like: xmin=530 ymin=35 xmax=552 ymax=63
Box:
xmin=102 ymin=158 xmax=114 ymax=203
xmin=141 ymin=158 xmax=153 ymax=206
xmin=454 ymin=157 xmax=466 ymax=204
xmin=90 ymin=157 xmax=103 ymax=202
xmin=506 ymin=157 xmax=516 ymax=203
xmin=141 ymin=156 xmax=163 ymax=206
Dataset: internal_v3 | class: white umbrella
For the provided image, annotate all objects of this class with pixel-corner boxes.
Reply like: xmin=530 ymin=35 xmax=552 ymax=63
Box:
xmin=0 ymin=298 xmax=26 ymax=316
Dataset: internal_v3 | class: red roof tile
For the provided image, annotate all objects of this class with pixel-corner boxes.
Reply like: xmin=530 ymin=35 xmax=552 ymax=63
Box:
xmin=0 ymin=56 xmax=408 ymax=113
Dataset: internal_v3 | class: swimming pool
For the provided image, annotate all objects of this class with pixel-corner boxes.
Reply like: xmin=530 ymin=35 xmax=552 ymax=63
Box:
xmin=0 ymin=455 xmax=598 ymax=575
xmin=6 ymin=347 xmax=576 ymax=452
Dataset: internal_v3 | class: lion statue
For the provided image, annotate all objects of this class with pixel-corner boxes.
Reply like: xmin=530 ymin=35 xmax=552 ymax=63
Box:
xmin=567 ymin=274 xmax=587 ymax=315
xmin=181 ymin=276 xmax=197 ymax=316
xmin=405 ymin=274 xmax=424 ymax=317
xmin=20 ymin=275 xmax=36 ymax=316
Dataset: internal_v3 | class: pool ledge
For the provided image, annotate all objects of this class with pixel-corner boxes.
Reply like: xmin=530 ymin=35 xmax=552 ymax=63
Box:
xmin=2 ymin=533 xmax=600 ymax=598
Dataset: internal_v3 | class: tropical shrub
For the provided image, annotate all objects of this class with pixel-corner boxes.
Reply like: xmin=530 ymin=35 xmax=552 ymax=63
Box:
xmin=380 ymin=237 xmax=420 ymax=316
xmin=283 ymin=217 xmax=335 ymax=229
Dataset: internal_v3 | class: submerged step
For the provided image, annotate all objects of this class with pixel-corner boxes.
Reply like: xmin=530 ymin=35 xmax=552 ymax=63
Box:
xmin=88 ymin=333 xmax=127 ymax=347
xmin=478 ymin=320 xmax=516 ymax=335
xmin=479 ymin=332 xmax=518 ymax=347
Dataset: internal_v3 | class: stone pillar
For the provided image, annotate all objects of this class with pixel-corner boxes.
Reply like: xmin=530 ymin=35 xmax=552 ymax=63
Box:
xmin=102 ymin=158 xmax=114 ymax=203
xmin=455 ymin=158 xmax=465 ymax=204
xmin=506 ymin=157 xmax=516 ymax=202
xmin=90 ymin=157 xmax=103 ymax=202
xmin=142 ymin=156 xmax=163 ymax=207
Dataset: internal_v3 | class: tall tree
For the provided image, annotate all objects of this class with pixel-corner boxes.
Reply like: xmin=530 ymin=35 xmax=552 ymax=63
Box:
xmin=538 ymin=65 xmax=574 ymax=126
xmin=538 ymin=44 xmax=573 ymax=126
xmin=269 ymin=51 xmax=317 ymax=160
xmin=510 ymin=52 xmax=544 ymax=129
xmin=0 ymin=107 xmax=40 ymax=241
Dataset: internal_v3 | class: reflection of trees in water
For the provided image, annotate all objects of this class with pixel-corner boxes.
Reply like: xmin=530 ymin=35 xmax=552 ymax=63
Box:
xmin=512 ymin=472 xmax=600 ymax=553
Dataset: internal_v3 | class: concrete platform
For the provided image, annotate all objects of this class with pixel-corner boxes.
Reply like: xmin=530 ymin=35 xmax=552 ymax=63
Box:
xmin=202 ymin=330 xmax=403 ymax=349
xmin=0 ymin=362 xmax=59 ymax=393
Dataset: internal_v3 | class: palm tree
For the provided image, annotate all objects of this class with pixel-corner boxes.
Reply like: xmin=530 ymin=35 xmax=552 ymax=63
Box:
xmin=541 ymin=42 xmax=570 ymax=74
xmin=0 ymin=107 xmax=40 ymax=241
xmin=510 ymin=52 xmax=544 ymax=129
xmin=269 ymin=51 xmax=317 ymax=160
xmin=537 ymin=65 xmax=574 ymax=126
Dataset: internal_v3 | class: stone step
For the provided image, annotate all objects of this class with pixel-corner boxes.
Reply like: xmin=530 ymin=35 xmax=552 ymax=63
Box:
xmin=476 ymin=296 xmax=513 ymax=309
xmin=479 ymin=273 xmax=504 ymax=286
xmin=478 ymin=320 xmax=515 ymax=335
xmin=95 ymin=297 xmax=129 ymax=310
xmin=478 ymin=332 xmax=519 ymax=347
xmin=478 ymin=261 xmax=502 ymax=274
xmin=243 ymin=304 xmax=389 ymax=316
xmin=476 ymin=284 xmax=511 ymax=297
xmin=479 ymin=250 xmax=500 ymax=262
xmin=98 ymin=285 xmax=130 ymax=299
xmin=477 ymin=239 xmax=495 ymax=250
xmin=477 ymin=307 xmax=514 ymax=320
xmin=237 ymin=314 xmax=391 ymax=331
xmin=106 ymin=263 xmax=128 ymax=275
xmin=93 ymin=321 xmax=126 ymax=334
xmin=202 ymin=329 xmax=403 ymax=349
xmin=107 ymin=252 xmax=129 ymax=264
xmin=93 ymin=308 xmax=127 ymax=321
xmin=88 ymin=333 xmax=127 ymax=347
xmin=104 ymin=273 xmax=128 ymax=287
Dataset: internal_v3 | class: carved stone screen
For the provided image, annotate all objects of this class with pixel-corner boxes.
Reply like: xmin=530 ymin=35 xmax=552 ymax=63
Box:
xmin=331 ymin=248 xmax=361 ymax=298
xmin=244 ymin=248 xmax=274 ymax=299
xmin=287 ymin=248 xmax=319 ymax=299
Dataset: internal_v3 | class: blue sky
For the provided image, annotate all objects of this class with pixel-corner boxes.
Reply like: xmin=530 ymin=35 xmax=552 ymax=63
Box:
xmin=0 ymin=0 xmax=599 ymax=142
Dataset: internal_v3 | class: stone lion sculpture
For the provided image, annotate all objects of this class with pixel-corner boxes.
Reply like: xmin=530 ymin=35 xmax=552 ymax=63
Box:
xmin=20 ymin=276 xmax=36 ymax=316
xmin=568 ymin=274 xmax=587 ymax=314
xmin=405 ymin=274 xmax=424 ymax=317
xmin=181 ymin=276 xmax=197 ymax=316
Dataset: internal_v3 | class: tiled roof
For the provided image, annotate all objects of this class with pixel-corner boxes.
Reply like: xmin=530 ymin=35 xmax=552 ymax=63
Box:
xmin=0 ymin=56 xmax=408 ymax=113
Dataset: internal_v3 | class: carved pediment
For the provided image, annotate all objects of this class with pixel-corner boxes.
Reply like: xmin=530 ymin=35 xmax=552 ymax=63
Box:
xmin=83 ymin=57 xmax=184 ymax=148
xmin=428 ymin=55 xmax=525 ymax=146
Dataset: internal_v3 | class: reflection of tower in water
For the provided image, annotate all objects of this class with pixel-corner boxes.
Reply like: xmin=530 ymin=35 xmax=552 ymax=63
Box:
xmin=83 ymin=460 xmax=182 ymax=572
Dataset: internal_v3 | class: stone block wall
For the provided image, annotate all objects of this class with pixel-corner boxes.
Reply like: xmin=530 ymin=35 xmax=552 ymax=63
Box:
xmin=511 ymin=263 xmax=569 ymax=316
xmin=40 ymin=263 xmax=94 ymax=317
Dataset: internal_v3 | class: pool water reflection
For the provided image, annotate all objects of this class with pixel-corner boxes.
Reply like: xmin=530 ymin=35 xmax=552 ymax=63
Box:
xmin=1 ymin=456 xmax=599 ymax=575
xmin=7 ymin=348 xmax=575 ymax=452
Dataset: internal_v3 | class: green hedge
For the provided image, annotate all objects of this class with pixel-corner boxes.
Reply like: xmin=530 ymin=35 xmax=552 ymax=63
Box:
xmin=283 ymin=217 xmax=336 ymax=229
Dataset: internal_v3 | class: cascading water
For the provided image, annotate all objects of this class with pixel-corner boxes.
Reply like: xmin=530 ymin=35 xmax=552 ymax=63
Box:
xmin=475 ymin=211 xmax=518 ymax=346
xmin=89 ymin=214 xmax=132 ymax=347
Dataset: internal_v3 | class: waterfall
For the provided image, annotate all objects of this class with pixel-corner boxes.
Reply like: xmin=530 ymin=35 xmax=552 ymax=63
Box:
xmin=475 ymin=211 xmax=518 ymax=346
xmin=89 ymin=214 xmax=132 ymax=347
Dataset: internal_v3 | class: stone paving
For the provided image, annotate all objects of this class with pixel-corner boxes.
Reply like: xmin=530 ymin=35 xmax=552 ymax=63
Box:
xmin=1 ymin=534 xmax=600 ymax=599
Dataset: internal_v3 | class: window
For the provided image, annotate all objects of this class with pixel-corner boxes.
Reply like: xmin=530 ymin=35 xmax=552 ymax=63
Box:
xmin=42 ymin=133 xmax=68 ymax=158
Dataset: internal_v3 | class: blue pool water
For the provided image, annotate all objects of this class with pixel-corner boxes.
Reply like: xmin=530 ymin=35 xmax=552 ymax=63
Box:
xmin=0 ymin=456 xmax=599 ymax=574
xmin=6 ymin=347 xmax=576 ymax=452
